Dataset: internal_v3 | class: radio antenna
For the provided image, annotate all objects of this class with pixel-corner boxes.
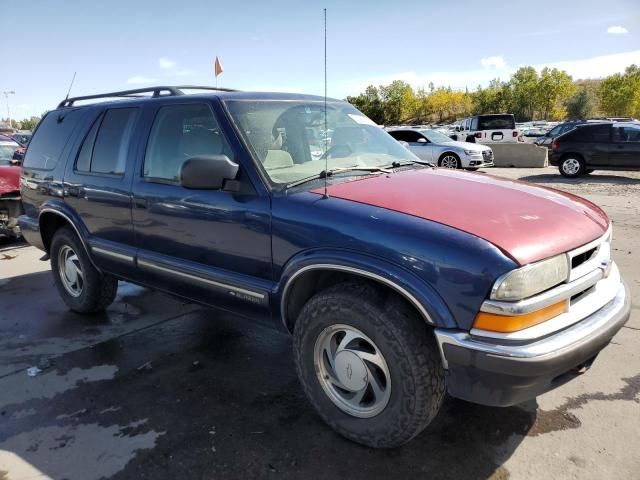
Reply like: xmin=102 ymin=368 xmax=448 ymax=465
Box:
xmin=322 ymin=8 xmax=329 ymax=199
xmin=65 ymin=72 xmax=77 ymax=101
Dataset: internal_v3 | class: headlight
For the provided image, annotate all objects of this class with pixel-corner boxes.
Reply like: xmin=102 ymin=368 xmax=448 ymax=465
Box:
xmin=464 ymin=149 xmax=479 ymax=156
xmin=491 ymin=254 xmax=569 ymax=301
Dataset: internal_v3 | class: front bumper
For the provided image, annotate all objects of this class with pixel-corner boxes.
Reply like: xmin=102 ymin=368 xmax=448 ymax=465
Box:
xmin=434 ymin=281 xmax=630 ymax=407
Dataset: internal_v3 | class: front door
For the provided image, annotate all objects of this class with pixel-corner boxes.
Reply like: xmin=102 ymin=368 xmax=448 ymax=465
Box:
xmin=131 ymin=101 xmax=272 ymax=320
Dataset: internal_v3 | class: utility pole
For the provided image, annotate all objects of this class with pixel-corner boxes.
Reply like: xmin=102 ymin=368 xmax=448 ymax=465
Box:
xmin=2 ymin=91 xmax=15 ymax=129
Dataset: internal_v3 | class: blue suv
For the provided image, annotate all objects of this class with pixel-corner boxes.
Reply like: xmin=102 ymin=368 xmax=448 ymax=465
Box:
xmin=19 ymin=86 xmax=630 ymax=448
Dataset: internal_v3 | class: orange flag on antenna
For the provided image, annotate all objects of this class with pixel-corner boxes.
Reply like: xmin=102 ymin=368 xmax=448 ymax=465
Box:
xmin=215 ymin=56 xmax=224 ymax=77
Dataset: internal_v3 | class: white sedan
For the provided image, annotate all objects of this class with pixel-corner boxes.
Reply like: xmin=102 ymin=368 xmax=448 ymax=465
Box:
xmin=387 ymin=128 xmax=494 ymax=170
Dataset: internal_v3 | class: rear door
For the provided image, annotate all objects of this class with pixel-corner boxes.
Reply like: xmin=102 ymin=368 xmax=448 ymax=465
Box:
xmin=63 ymin=106 xmax=139 ymax=277
xmin=130 ymin=100 xmax=272 ymax=320
xmin=611 ymin=125 xmax=640 ymax=168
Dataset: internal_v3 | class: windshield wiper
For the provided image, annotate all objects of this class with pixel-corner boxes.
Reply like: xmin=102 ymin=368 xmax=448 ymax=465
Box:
xmin=389 ymin=159 xmax=436 ymax=168
xmin=285 ymin=166 xmax=391 ymax=189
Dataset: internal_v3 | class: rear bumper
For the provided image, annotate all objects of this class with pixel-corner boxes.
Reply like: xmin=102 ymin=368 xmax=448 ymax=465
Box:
xmin=434 ymin=281 xmax=630 ymax=406
xmin=17 ymin=214 xmax=44 ymax=250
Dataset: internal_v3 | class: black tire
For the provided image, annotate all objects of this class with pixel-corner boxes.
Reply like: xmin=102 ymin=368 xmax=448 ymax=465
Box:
xmin=50 ymin=226 xmax=118 ymax=313
xmin=438 ymin=152 xmax=461 ymax=169
xmin=559 ymin=155 xmax=585 ymax=178
xmin=293 ymin=282 xmax=445 ymax=448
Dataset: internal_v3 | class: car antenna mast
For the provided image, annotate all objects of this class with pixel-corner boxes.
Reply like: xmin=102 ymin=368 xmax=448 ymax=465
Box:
xmin=322 ymin=7 xmax=329 ymax=199
xmin=65 ymin=72 xmax=77 ymax=101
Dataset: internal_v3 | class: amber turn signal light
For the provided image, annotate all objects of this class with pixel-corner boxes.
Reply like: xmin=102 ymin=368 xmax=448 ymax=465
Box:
xmin=473 ymin=300 xmax=568 ymax=333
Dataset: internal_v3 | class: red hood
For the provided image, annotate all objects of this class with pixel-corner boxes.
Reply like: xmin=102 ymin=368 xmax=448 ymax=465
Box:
xmin=0 ymin=165 xmax=21 ymax=195
xmin=312 ymin=169 xmax=609 ymax=265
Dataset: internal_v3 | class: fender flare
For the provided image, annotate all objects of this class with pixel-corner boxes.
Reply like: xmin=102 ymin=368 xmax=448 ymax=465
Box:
xmin=38 ymin=201 xmax=99 ymax=271
xmin=276 ymin=249 xmax=456 ymax=331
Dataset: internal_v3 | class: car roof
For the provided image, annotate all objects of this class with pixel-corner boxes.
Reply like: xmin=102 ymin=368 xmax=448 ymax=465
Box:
xmin=57 ymin=87 xmax=343 ymax=111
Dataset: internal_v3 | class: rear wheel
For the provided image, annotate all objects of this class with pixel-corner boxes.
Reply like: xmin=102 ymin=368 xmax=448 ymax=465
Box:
xmin=559 ymin=156 xmax=585 ymax=178
xmin=293 ymin=282 xmax=445 ymax=448
xmin=439 ymin=153 xmax=461 ymax=169
xmin=50 ymin=226 xmax=118 ymax=313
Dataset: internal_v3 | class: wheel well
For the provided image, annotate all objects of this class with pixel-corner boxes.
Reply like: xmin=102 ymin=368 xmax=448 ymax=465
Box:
xmin=282 ymin=269 xmax=428 ymax=333
xmin=559 ymin=152 xmax=584 ymax=162
xmin=438 ymin=151 xmax=459 ymax=164
xmin=39 ymin=212 xmax=71 ymax=253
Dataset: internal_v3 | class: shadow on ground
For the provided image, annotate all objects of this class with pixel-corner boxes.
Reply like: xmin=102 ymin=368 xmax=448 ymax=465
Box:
xmin=520 ymin=173 xmax=640 ymax=185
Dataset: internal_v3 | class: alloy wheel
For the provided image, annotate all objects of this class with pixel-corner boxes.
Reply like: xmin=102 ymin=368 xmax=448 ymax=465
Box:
xmin=562 ymin=158 xmax=581 ymax=176
xmin=314 ymin=324 xmax=391 ymax=418
xmin=440 ymin=155 xmax=459 ymax=168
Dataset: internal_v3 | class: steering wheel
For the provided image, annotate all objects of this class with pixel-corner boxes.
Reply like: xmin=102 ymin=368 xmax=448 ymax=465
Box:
xmin=319 ymin=143 xmax=352 ymax=160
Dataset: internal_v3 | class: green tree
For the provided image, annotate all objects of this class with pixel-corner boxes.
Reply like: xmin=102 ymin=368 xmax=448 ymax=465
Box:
xmin=18 ymin=116 xmax=41 ymax=131
xmin=508 ymin=66 xmax=539 ymax=121
xmin=346 ymin=85 xmax=385 ymax=124
xmin=536 ymin=68 xmax=575 ymax=120
xmin=565 ymin=87 xmax=595 ymax=119
xmin=379 ymin=80 xmax=414 ymax=124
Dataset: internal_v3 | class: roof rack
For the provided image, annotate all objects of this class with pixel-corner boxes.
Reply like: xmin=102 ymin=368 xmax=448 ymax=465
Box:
xmin=58 ymin=85 xmax=238 ymax=108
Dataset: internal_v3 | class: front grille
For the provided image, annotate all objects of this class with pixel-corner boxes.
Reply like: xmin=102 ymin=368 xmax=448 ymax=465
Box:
xmin=571 ymin=247 xmax=598 ymax=269
xmin=482 ymin=150 xmax=493 ymax=160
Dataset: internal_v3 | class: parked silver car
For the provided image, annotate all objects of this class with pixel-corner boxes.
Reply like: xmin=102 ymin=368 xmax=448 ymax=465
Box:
xmin=387 ymin=128 xmax=494 ymax=169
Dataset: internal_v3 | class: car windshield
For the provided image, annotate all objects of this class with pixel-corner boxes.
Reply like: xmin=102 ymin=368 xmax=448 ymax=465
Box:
xmin=420 ymin=130 xmax=453 ymax=144
xmin=0 ymin=144 xmax=18 ymax=165
xmin=224 ymin=100 xmax=417 ymax=185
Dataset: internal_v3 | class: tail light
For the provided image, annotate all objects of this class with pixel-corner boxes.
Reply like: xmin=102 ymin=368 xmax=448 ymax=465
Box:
xmin=475 ymin=132 xmax=482 ymax=139
xmin=512 ymin=131 xmax=518 ymax=137
xmin=552 ymin=139 xmax=558 ymax=152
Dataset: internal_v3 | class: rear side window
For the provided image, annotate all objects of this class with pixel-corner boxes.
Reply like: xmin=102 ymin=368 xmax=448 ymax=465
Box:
xmin=23 ymin=109 xmax=86 ymax=170
xmin=613 ymin=126 xmax=640 ymax=142
xmin=75 ymin=108 xmax=138 ymax=175
xmin=567 ymin=125 xmax=610 ymax=143
xmin=477 ymin=115 xmax=515 ymax=130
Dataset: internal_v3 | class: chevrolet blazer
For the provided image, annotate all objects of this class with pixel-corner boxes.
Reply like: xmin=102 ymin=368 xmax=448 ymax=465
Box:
xmin=18 ymin=86 xmax=630 ymax=448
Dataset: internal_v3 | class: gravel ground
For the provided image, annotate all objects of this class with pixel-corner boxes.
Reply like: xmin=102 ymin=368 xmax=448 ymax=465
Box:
xmin=0 ymin=166 xmax=638 ymax=480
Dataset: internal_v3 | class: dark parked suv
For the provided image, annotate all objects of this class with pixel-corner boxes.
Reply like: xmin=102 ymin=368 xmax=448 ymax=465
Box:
xmin=550 ymin=122 xmax=640 ymax=177
xmin=19 ymin=86 xmax=630 ymax=448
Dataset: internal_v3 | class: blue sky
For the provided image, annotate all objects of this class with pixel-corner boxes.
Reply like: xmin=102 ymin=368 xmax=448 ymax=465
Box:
xmin=2 ymin=0 xmax=639 ymax=119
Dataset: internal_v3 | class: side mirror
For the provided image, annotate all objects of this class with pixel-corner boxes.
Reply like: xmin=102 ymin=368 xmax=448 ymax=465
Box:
xmin=417 ymin=138 xmax=428 ymax=144
xmin=180 ymin=154 xmax=239 ymax=190
xmin=450 ymin=134 xmax=458 ymax=141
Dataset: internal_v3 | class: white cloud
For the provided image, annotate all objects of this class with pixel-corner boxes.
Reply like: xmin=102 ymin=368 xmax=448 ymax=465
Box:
xmin=127 ymin=75 xmax=158 ymax=84
xmin=332 ymin=50 xmax=640 ymax=98
xmin=480 ymin=56 xmax=507 ymax=69
xmin=158 ymin=57 xmax=176 ymax=69
xmin=170 ymin=69 xmax=195 ymax=77
xmin=607 ymin=26 xmax=628 ymax=34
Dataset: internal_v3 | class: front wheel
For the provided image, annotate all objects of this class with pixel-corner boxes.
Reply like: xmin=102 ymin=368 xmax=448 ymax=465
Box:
xmin=439 ymin=153 xmax=461 ymax=169
xmin=50 ymin=226 xmax=118 ymax=313
xmin=293 ymin=282 xmax=445 ymax=448
xmin=559 ymin=156 xmax=585 ymax=178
